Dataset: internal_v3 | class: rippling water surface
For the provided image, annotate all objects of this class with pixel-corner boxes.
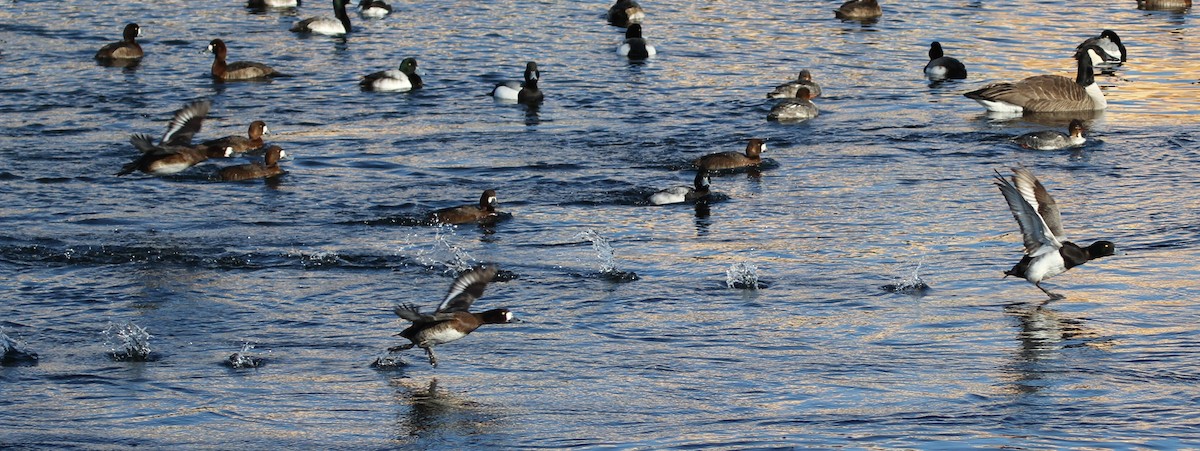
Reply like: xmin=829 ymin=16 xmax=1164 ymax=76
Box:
xmin=2 ymin=0 xmax=1199 ymax=448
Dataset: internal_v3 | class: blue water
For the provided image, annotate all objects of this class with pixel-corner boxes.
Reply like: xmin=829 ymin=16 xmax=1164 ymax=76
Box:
xmin=2 ymin=0 xmax=1199 ymax=448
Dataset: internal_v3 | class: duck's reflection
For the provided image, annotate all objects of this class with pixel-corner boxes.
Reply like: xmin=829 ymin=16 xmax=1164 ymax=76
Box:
xmin=1000 ymin=301 xmax=1108 ymax=394
xmin=391 ymin=378 xmax=497 ymax=442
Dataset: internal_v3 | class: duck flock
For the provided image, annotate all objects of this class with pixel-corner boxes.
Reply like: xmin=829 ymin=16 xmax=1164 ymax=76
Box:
xmin=34 ymin=0 xmax=1186 ymax=368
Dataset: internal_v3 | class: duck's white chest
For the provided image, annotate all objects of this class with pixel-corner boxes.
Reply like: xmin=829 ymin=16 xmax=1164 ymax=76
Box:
xmin=1026 ymin=251 xmax=1066 ymax=283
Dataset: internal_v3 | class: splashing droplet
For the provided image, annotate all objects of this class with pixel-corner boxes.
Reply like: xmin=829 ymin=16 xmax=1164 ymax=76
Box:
xmin=574 ymin=229 xmax=638 ymax=282
xmin=1 ymin=328 xmax=39 ymax=367
xmin=726 ymin=262 xmax=764 ymax=289
xmin=881 ymin=258 xmax=930 ymax=295
xmin=103 ymin=322 xmax=155 ymax=362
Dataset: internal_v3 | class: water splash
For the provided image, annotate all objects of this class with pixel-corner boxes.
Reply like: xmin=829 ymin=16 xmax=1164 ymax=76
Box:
xmin=371 ymin=353 xmax=407 ymax=370
xmin=103 ymin=322 xmax=155 ymax=362
xmin=881 ymin=258 xmax=930 ymax=295
xmin=405 ymin=227 xmax=474 ymax=274
xmin=726 ymin=262 xmax=768 ymax=289
xmin=225 ymin=343 xmax=265 ymax=369
xmin=1 ymin=328 xmax=39 ymax=366
xmin=574 ymin=229 xmax=638 ymax=282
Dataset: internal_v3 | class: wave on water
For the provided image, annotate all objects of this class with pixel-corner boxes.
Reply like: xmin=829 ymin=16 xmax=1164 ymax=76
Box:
xmin=1 ymin=328 xmax=39 ymax=367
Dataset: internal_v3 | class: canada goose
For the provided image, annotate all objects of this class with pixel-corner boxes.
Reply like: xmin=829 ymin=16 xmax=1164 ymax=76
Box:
xmin=963 ymin=46 xmax=1106 ymax=113
xmin=1076 ymin=30 xmax=1126 ymax=66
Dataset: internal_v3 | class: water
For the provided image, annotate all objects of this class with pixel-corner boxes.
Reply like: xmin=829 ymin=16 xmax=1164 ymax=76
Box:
xmin=2 ymin=0 xmax=1199 ymax=448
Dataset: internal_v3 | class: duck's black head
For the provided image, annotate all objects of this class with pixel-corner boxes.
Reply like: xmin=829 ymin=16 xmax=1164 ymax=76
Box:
xmin=1087 ymin=241 xmax=1116 ymax=259
xmin=479 ymin=308 xmax=518 ymax=324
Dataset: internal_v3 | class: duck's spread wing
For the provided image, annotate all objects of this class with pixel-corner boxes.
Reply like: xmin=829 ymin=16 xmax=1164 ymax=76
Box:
xmin=393 ymin=303 xmax=455 ymax=323
xmin=994 ymin=168 xmax=1062 ymax=256
xmin=1010 ymin=166 xmax=1066 ymax=242
xmin=161 ymin=100 xmax=210 ymax=147
xmin=435 ymin=265 xmax=498 ymax=313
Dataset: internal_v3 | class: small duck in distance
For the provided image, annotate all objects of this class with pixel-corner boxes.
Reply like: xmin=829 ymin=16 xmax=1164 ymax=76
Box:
xmin=693 ymin=139 xmax=766 ymax=172
xmin=835 ymin=0 xmax=882 ymax=20
xmin=607 ymin=0 xmax=645 ymax=27
xmin=649 ymin=170 xmax=710 ymax=205
xmin=490 ymin=62 xmax=543 ymax=105
xmin=1012 ymin=119 xmax=1086 ymax=150
xmin=924 ymin=41 xmax=967 ymax=80
xmin=767 ymin=70 xmax=822 ymax=99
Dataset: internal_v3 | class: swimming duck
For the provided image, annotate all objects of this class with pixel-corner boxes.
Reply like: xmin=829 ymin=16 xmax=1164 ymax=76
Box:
xmin=247 ymin=0 xmax=298 ymax=8
xmin=490 ymin=62 xmax=543 ymax=105
xmin=924 ymin=41 xmax=967 ymax=80
xmin=1076 ymin=30 xmax=1126 ymax=66
xmin=993 ymin=167 xmax=1115 ymax=299
xmin=834 ymin=0 xmax=882 ymax=20
xmin=118 ymin=100 xmax=233 ymax=176
xmin=649 ymin=170 xmax=710 ymax=205
xmin=618 ymin=24 xmax=656 ymax=59
xmin=388 ymin=265 xmax=518 ymax=367
xmin=291 ymin=0 xmax=353 ymax=35
xmin=200 ymin=120 xmax=269 ymax=155
xmin=1137 ymin=0 xmax=1192 ymax=10
xmin=767 ymin=86 xmax=818 ymax=122
xmin=95 ymin=23 xmax=143 ymax=62
xmin=360 ymin=57 xmax=423 ymax=92
xmin=607 ymin=0 xmax=645 ymax=27
xmin=428 ymin=190 xmax=498 ymax=225
xmin=204 ymin=39 xmax=282 ymax=81
xmin=693 ymin=139 xmax=766 ymax=171
xmin=963 ymin=46 xmax=1106 ymax=113
xmin=766 ymin=69 xmax=822 ymax=99
xmin=358 ymin=0 xmax=391 ymax=18
xmin=1012 ymin=119 xmax=1087 ymax=150
xmin=218 ymin=145 xmax=287 ymax=181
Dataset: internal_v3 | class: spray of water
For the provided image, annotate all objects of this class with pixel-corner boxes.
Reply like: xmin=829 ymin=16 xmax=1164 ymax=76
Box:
xmin=226 ymin=342 xmax=265 ymax=369
xmin=882 ymin=258 xmax=930 ymax=295
xmin=574 ymin=229 xmax=638 ymax=282
xmin=725 ymin=262 xmax=762 ymax=289
xmin=103 ymin=322 xmax=154 ymax=361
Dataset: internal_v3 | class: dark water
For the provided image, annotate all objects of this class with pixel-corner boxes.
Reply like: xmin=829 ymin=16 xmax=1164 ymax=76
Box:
xmin=2 ymin=0 xmax=1199 ymax=448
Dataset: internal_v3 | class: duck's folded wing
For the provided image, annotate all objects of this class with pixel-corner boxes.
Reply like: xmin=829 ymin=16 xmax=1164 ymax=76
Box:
xmin=161 ymin=100 xmax=210 ymax=146
xmin=994 ymin=169 xmax=1062 ymax=256
xmin=1010 ymin=167 xmax=1066 ymax=242
xmin=436 ymin=265 xmax=498 ymax=313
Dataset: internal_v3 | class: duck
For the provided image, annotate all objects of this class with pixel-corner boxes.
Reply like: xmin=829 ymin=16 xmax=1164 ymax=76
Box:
xmin=360 ymin=57 xmax=423 ymax=92
xmin=693 ymin=139 xmax=766 ymax=171
xmin=117 ymin=100 xmax=233 ymax=176
xmin=358 ymin=0 xmax=391 ymax=18
xmin=766 ymin=69 xmax=822 ymax=99
xmin=200 ymin=121 xmax=269 ymax=155
xmin=388 ymin=265 xmax=518 ymax=367
xmin=490 ymin=62 xmax=543 ymax=105
xmin=428 ymin=190 xmax=499 ymax=225
xmin=617 ymin=24 xmax=656 ymax=59
xmin=767 ymin=86 xmax=819 ymax=122
xmin=247 ymin=0 xmax=298 ymax=8
xmin=1076 ymin=30 xmax=1126 ymax=66
xmin=204 ymin=39 xmax=282 ymax=81
xmin=1137 ymin=0 xmax=1192 ymax=10
xmin=95 ymin=23 xmax=143 ymax=61
xmin=1012 ymin=119 xmax=1087 ymax=150
xmin=218 ymin=145 xmax=287 ymax=181
xmin=924 ymin=41 xmax=967 ymax=80
xmin=606 ymin=0 xmax=645 ymax=27
xmin=834 ymin=0 xmax=882 ymax=20
xmin=291 ymin=0 xmax=353 ymax=35
xmin=649 ymin=170 xmax=710 ymax=205
xmin=963 ymin=46 xmax=1106 ymax=113
xmin=993 ymin=167 xmax=1115 ymax=299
